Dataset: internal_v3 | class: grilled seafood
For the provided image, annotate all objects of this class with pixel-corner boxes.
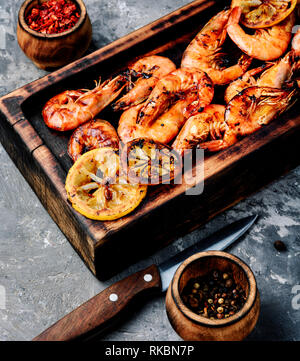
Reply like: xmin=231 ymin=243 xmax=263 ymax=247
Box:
xmin=257 ymin=51 xmax=295 ymax=87
xmin=118 ymin=68 xmax=214 ymax=144
xmin=227 ymin=7 xmax=295 ymax=61
xmin=181 ymin=9 xmax=252 ymax=85
xmin=118 ymin=95 xmax=198 ymax=144
xmin=224 ymin=52 xmax=294 ymax=102
xmin=68 ymin=119 xmax=120 ymax=162
xmin=43 ymin=76 xmax=126 ymax=131
xmin=200 ymin=86 xmax=296 ymax=152
xmin=224 ymin=64 xmax=271 ymax=103
xmin=43 ymin=56 xmax=175 ymax=132
xmin=292 ymin=28 xmax=300 ymax=57
xmin=172 ymin=104 xmax=226 ymax=156
xmin=292 ymin=28 xmax=300 ymax=86
xmin=137 ymin=68 xmax=214 ymax=127
xmin=112 ymin=56 xmax=176 ymax=111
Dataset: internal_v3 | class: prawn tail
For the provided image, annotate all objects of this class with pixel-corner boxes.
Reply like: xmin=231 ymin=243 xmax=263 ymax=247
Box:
xmin=280 ymin=88 xmax=298 ymax=113
xmin=226 ymin=6 xmax=241 ymax=28
xmin=210 ymin=121 xmax=227 ymax=139
xmin=199 ymin=127 xmax=237 ymax=152
xmin=238 ymin=53 xmax=252 ymax=69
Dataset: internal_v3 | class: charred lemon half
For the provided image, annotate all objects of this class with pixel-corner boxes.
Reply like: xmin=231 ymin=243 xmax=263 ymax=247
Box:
xmin=65 ymin=148 xmax=147 ymax=220
xmin=121 ymin=138 xmax=182 ymax=185
xmin=231 ymin=0 xmax=297 ymax=28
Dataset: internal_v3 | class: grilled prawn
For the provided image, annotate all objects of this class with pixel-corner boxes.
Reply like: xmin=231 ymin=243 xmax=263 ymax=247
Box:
xmin=42 ymin=56 xmax=175 ymax=132
xmin=292 ymin=28 xmax=300 ymax=87
xmin=227 ymin=7 xmax=295 ymax=61
xmin=118 ymin=95 xmax=198 ymax=144
xmin=43 ymin=76 xmax=126 ymax=131
xmin=181 ymin=9 xmax=252 ymax=85
xmin=137 ymin=68 xmax=214 ymax=127
xmin=172 ymin=104 xmax=226 ymax=156
xmin=292 ymin=28 xmax=300 ymax=57
xmin=225 ymin=52 xmax=295 ymax=103
xmin=112 ymin=55 xmax=176 ymax=111
xmin=118 ymin=68 xmax=214 ymax=144
xmin=68 ymin=119 xmax=119 ymax=162
xmin=200 ymin=86 xmax=296 ymax=152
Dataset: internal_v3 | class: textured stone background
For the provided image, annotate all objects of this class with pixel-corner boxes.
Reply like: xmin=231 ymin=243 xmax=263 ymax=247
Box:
xmin=0 ymin=0 xmax=299 ymax=341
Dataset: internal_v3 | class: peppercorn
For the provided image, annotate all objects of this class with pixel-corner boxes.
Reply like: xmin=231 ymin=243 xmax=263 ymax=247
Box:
xmin=181 ymin=269 xmax=246 ymax=320
xmin=188 ymin=296 xmax=199 ymax=308
xmin=225 ymin=279 xmax=233 ymax=288
xmin=223 ymin=273 xmax=229 ymax=280
xmin=213 ymin=270 xmax=219 ymax=279
xmin=274 ymin=240 xmax=287 ymax=252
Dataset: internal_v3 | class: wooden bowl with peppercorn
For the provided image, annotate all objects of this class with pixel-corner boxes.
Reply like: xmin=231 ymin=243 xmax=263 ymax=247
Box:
xmin=17 ymin=0 xmax=92 ymax=69
xmin=166 ymin=251 xmax=260 ymax=341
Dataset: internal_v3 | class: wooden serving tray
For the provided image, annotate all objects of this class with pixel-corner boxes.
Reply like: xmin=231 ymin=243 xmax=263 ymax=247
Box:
xmin=0 ymin=0 xmax=299 ymax=279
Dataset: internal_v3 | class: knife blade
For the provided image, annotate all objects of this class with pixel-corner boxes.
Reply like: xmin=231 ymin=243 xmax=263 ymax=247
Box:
xmin=33 ymin=215 xmax=257 ymax=341
xmin=159 ymin=214 xmax=257 ymax=291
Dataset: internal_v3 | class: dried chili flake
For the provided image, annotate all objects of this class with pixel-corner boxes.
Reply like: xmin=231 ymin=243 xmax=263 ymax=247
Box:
xmin=25 ymin=0 xmax=80 ymax=34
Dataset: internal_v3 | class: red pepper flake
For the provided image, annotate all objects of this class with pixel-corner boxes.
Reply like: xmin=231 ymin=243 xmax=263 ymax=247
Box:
xmin=25 ymin=0 xmax=80 ymax=34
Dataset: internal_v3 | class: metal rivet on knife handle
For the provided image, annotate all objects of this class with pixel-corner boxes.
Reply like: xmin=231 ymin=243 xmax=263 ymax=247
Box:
xmin=144 ymin=274 xmax=153 ymax=282
xmin=109 ymin=293 xmax=118 ymax=302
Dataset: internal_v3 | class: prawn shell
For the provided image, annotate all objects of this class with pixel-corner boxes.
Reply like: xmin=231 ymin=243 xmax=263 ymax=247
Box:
xmin=68 ymin=119 xmax=120 ymax=162
xmin=227 ymin=7 xmax=295 ymax=61
xmin=181 ymin=9 xmax=252 ymax=85
xmin=172 ymin=104 xmax=226 ymax=155
xmin=112 ymin=55 xmax=176 ymax=111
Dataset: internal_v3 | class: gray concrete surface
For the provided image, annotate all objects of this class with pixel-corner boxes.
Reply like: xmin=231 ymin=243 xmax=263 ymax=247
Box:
xmin=0 ymin=0 xmax=299 ymax=341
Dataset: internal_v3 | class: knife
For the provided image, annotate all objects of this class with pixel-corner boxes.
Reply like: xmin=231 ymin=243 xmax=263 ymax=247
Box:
xmin=33 ymin=215 xmax=257 ymax=341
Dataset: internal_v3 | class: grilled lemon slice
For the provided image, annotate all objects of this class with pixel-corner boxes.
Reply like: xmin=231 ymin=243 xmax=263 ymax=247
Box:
xmin=65 ymin=148 xmax=147 ymax=220
xmin=121 ymin=138 xmax=182 ymax=185
xmin=231 ymin=0 xmax=297 ymax=28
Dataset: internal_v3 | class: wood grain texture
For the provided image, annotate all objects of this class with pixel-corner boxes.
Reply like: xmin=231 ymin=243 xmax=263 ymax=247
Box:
xmin=166 ymin=251 xmax=260 ymax=341
xmin=0 ymin=0 xmax=299 ymax=279
xmin=33 ymin=264 xmax=161 ymax=341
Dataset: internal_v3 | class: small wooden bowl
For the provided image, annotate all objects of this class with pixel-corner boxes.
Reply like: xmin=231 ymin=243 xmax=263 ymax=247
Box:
xmin=166 ymin=251 xmax=260 ymax=341
xmin=17 ymin=0 xmax=92 ymax=69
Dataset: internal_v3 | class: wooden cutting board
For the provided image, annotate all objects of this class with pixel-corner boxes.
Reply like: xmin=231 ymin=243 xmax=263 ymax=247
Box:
xmin=0 ymin=0 xmax=299 ymax=279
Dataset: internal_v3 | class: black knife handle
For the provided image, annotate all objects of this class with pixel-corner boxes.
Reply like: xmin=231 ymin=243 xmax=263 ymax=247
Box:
xmin=33 ymin=265 xmax=161 ymax=341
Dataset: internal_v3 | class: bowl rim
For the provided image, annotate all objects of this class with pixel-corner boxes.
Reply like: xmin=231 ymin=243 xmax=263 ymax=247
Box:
xmin=171 ymin=250 xmax=258 ymax=328
xmin=18 ymin=0 xmax=87 ymax=39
